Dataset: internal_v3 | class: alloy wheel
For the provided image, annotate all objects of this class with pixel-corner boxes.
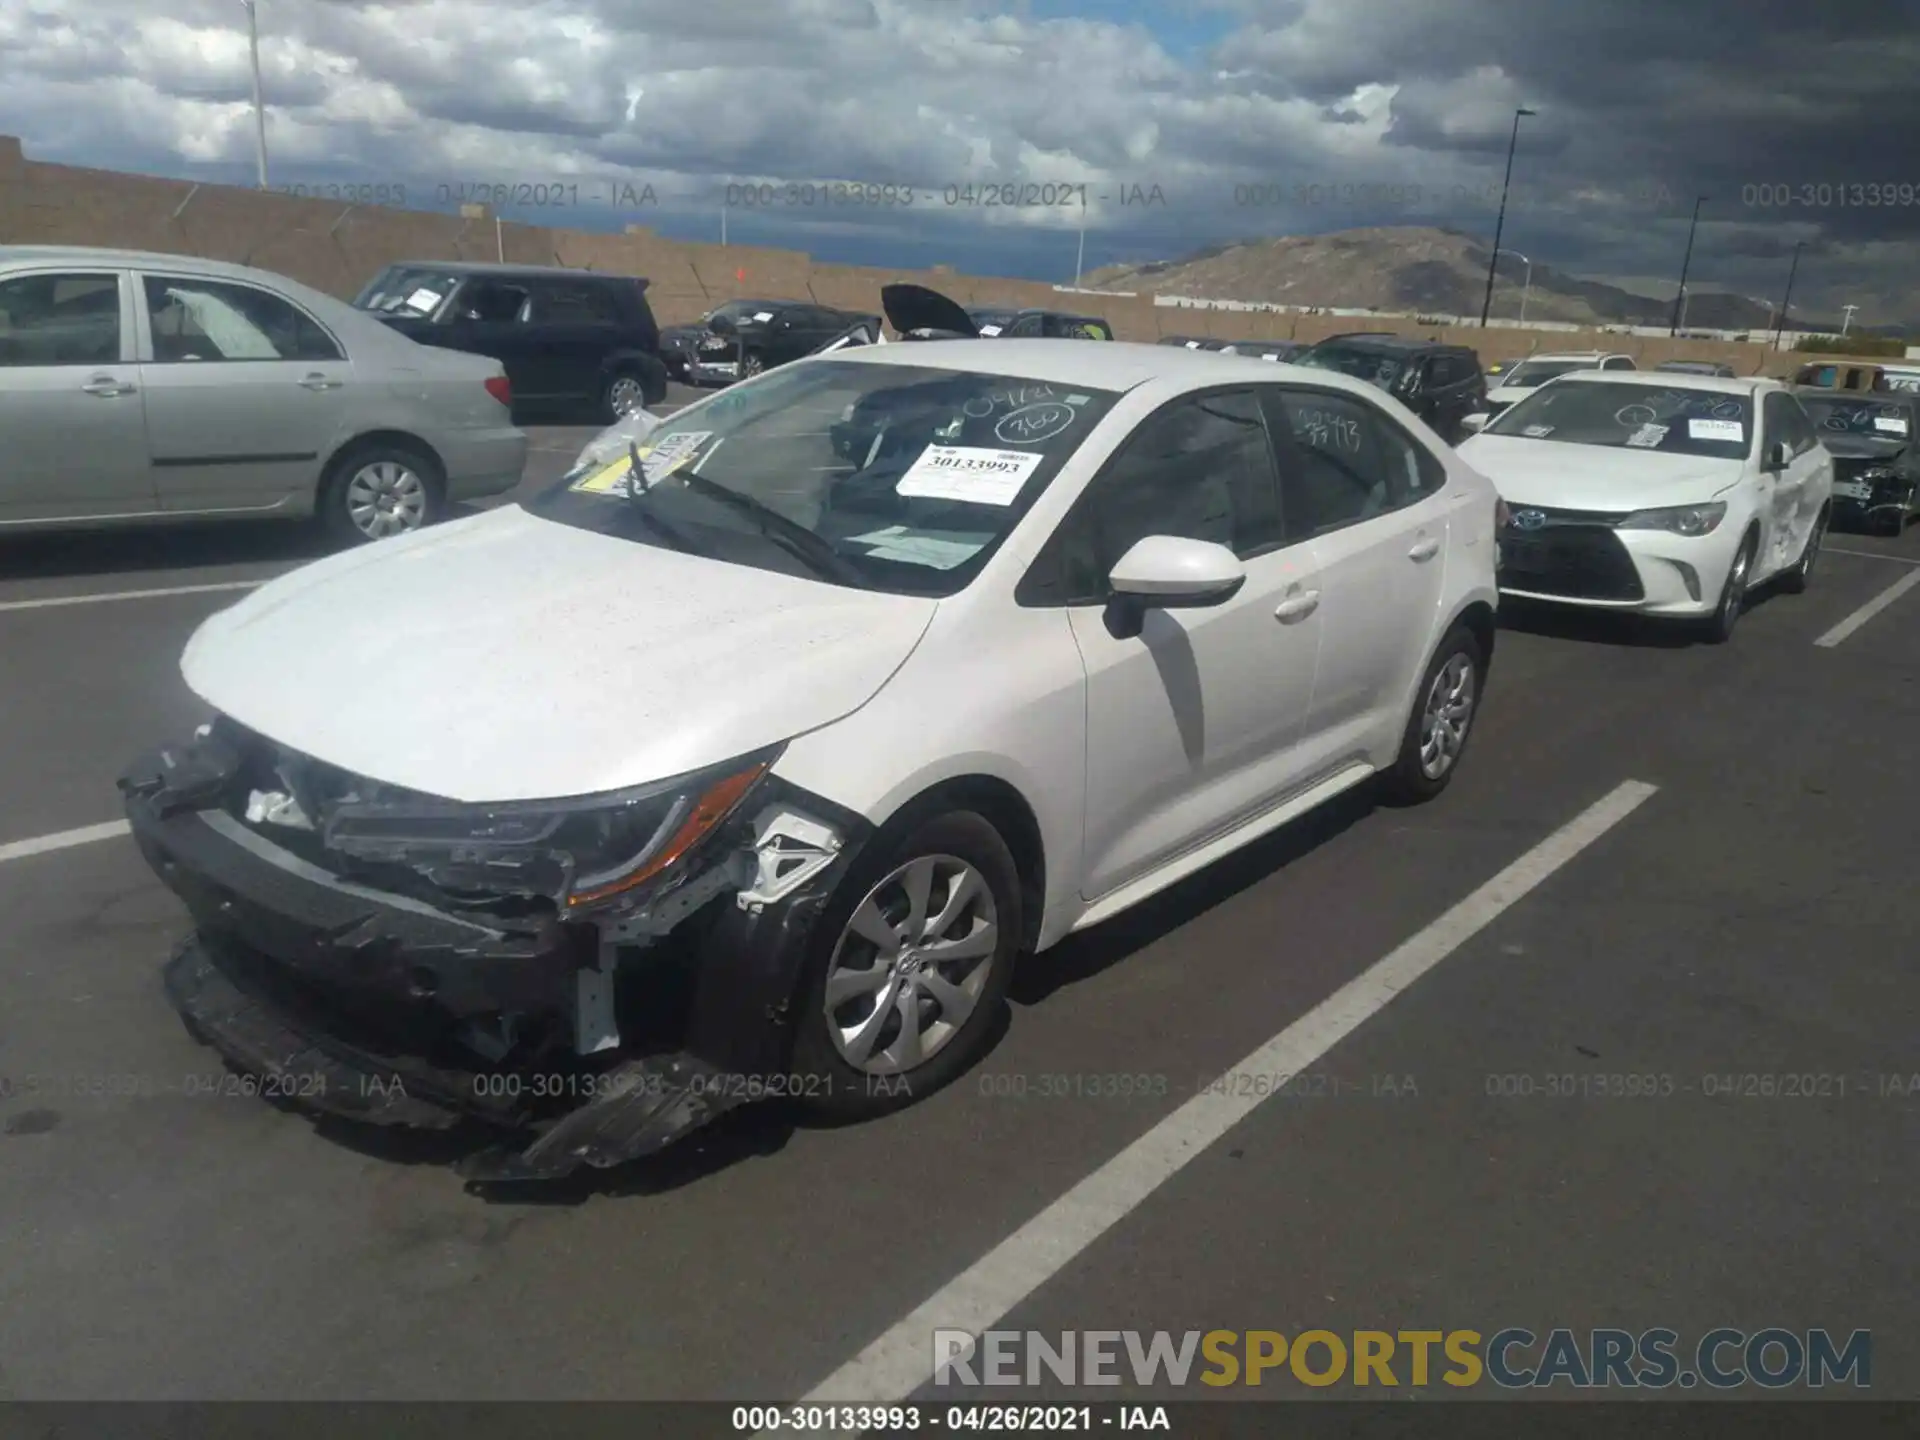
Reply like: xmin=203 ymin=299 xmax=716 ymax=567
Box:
xmin=1719 ymin=541 xmax=1752 ymax=628
xmin=741 ymin=353 xmax=765 ymax=378
xmin=1418 ymin=652 xmax=1476 ymax=780
xmin=821 ymin=854 xmax=999 ymax=1076
xmin=607 ymin=374 xmax=647 ymax=416
xmin=345 ymin=460 xmax=428 ymax=539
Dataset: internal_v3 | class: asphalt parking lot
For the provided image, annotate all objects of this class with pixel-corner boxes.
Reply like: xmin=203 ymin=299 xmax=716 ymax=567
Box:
xmin=2 ymin=394 xmax=1918 ymax=1408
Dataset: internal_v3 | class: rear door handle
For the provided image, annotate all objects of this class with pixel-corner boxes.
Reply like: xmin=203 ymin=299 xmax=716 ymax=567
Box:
xmin=299 ymin=373 xmax=343 ymax=390
xmin=1274 ymin=590 xmax=1321 ymax=623
xmin=81 ymin=376 xmax=135 ymax=397
xmin=1408 ymin=537 xmax=1440 ymax=562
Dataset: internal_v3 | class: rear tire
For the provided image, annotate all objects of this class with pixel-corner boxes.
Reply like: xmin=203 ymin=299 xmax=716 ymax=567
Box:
xmin=1778 ymin=505 xmax=1826 ymax=594
xmin=790 ymin=810 xmax=1021 ymax=1121
xmin=317 ymin=441 xmax=443 ymax=546
xmin=1381 ymin=625 xmax=1484 ymax=805
xmin=1700 ymin=529 xmax=1757 ymax=643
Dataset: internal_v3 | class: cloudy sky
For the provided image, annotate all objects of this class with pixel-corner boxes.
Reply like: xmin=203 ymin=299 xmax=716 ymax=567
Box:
xmin=4 ymin=0 xmax=1919 ymax=321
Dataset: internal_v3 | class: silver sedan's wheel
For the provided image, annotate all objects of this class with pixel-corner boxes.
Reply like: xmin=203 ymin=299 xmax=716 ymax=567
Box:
xmin=821 ymin=853 xmax=999 ymax=1077
xmin=344 ymin=460 xmax=428 ymax=539
xmin=1418 ymin=652 xmax=1476 ymax=780
xmin=606 ymin=373 xmax=648 ymax=417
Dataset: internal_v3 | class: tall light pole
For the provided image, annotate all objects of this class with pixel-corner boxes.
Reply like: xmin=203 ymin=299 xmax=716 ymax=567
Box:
xmin=1770 ymin=239 xmax=1803 ymax=351
xmin=1841 ymin=303 xmax=1859 ymax=337
xmin=1495 ymin=247 xmax=1532 ymax=323
xmin=243 ymin=0 xmax=269 ymax=188
xmin=1073 ymin=191 xmax=1087 ymax=288
xmin=1479 ymin=106 xmax=1535 ymax=327
xmin=1669 ymin=194 xmax=1706 ymax=336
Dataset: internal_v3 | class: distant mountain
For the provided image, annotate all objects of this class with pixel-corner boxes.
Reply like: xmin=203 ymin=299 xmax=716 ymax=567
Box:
xmin=1084 ymin=227 xmax=1851 ymax=333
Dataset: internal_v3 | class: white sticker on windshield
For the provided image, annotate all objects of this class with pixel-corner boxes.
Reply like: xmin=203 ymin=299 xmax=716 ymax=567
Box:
xmin=896 ymin=445 xmax=1044 ymax=505
xmin=1184 ymin=340 xmax=1201 ymax=348
xmin=405 ymin=287 xmax=442 ymax=312
xmin=1687 ymin=418 xmax=1744 ymax=442
xmin=847 ymin=525 xmax=988 ymax=570
xmin=752 ymin=311 xmax=774 ymax=322
xmin=1523 ymin=424 xmax=1555 ymax=438
xmin=1626 ymin=423 xmax=1668 ymax=448
xmin=1063 ymin=394 xmax=1090 ymax=405
xmin=1260 ymin=353 xmax=1280 ymax=361
xmin=978 ymin=324 xmax=1003 ymax=336
xmin=1874 ymin=415 xmax=1910 ymax=435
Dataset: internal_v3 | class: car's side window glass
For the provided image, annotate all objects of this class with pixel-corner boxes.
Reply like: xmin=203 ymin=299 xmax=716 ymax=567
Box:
xmin=1265 ymin=388 xmax=1400 ymax=538
xmin=142 ymin=276 xmax=343 ymax=363
xmin=1374 ymin=415 xmax=1448 ymax=503
xmin=0 ymin=272 xmax=122 ymax=367
xmin=457 ymin=280 xmax=529 ymax=324
xmin=1603 ymin=356 xmax=1634 ymax=370
xmin=532 ymin=282 xmax=619 ymax=325
xmin=1051 ymin=390 xmax=1282 ymax=602
xmin=1005 ymin=314 xmax=1043 ymax=337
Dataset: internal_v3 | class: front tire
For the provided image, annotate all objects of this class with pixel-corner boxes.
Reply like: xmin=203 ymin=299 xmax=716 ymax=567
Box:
xmin=740 ymin=350 xmax=766 ymax=380
xmin=790 ymin=810 xmax=1021 ymax=1121
xmin=1700 ymin=529 xmax=1758 ymax=643
xmin=1382 ymin=625 xmax=1484 ymax=805
xmin=318 ymin=442 xmax=443 ymax=546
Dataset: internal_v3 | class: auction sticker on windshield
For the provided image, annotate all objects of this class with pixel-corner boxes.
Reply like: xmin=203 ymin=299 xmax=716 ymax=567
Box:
xmin=1875 ymin=414 xmax=1910 ymax=434
xmin=1688 ymin=418 xmax=1744 ymax=443
xmin=847 ymin=525 xmax=990 ymax=570
xmin=571 ymin=431 xmax=713 ymax=494
xmin=896 ymin=445 xmax=1044 ymax=505
xmin=1626 ymin=423 xmax=1668 ymax=448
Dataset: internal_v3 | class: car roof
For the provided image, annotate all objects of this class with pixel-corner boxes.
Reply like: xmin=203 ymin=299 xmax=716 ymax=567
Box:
xmin=1515 ymin=351 xmax=1623 ymax=362
xmin=819 ymin=337 xmax=1395 ymax=398
xmin=0 ymin=244 xmax=321 ymax=285
xmin=1793 ymin=385 xmax=1912 ymax=403
xmin=371 ymin=260 xmax=643 ymax=281
xmin=1312 ymin=333 xmax=1466 ymax=353
xmin=1546 ymin=369 xmax=1774 ymax=395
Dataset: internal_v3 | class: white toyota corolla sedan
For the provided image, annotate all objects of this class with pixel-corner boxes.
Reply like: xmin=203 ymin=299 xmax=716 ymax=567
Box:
xmin=1458 ymin=371 xmax=1833 ymax=642
xmin=120 ymin=338 xmax=1499 ymax=1181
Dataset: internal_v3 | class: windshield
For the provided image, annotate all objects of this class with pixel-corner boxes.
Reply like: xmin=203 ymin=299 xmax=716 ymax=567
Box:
xmin=1500 ymin=359 xmax=1601 ymax=389
xmin=1296 ymin=344 xmax=1405 ymax=389
xmin=354 ymin=267 xmax=462 ymax=316
xmin=1485 ymin=379 xmax=1755 ymax=460
xmin=706 ymin=301 xmax=778 ymax=326
xmin=527 ymin=358 xmax=1120 ymax=597
xmin=1800 ymin=397 xmax=1912 ymax=440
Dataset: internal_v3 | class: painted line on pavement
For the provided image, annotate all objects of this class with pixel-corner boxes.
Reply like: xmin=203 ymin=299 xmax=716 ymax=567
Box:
xmin=773 ymin=778 xmax=1661 ymax=1426
xmin=0 ymin=820 xmax=132 ymax=866
xmin=0 ymin=580 xmax=263 ymax=614
xmin=1814 ymin=566 xmax=1920 ymax=647
xmin=1824 ymin=546 xmax=1920 ymax=566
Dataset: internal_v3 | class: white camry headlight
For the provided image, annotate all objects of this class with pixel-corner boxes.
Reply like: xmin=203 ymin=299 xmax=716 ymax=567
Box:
xmin=1618 ymin=502 xmax=1727 ymax=536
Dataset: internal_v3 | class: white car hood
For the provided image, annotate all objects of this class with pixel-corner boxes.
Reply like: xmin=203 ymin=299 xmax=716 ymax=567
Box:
xmin=182 ymin=505 xmax=940 ymax=802
xmin=1457 ymin=433 xmax=1745 ymax=512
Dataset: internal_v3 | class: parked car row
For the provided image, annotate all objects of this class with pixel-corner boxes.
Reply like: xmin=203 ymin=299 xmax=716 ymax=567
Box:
xmin=118 ymin=277 xmax=1854 ymax=1185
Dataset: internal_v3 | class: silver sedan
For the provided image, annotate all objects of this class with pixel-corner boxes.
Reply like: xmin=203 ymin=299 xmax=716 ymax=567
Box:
xmin=0 ymin=245 xmax=527 ymax=543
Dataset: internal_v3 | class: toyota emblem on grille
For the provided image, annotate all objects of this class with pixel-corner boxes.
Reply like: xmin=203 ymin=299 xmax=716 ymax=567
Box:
xmin=1511 ymin=509 xmax=1547 ymax=531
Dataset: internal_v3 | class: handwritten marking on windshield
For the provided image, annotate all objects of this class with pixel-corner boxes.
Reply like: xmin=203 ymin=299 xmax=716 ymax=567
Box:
xmin=963 ymin=384 xmax=1057 ymax=419
xmin=995 ymin=402 xmax=1078 ymax=444
xmin=1293 ymin=407 xmax=1363 ymax=453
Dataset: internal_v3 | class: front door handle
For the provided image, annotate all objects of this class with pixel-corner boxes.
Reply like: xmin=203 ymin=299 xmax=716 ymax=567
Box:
xmin=81 ymin=375 xmax=135 ymax=397
xmin=299 ymin=373 xmax=343 ymax=390
xmin=1274 ymin=589 xmax=1321 ymax=623
xmin=1408 ymin=537 xmax=1440 ymax=562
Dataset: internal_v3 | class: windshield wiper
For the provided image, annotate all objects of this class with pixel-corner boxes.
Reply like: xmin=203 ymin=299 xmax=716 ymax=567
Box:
xmin=675 ymin=469 xmax=870 ymax=588
xmin=617 ymin=441 xmax=701 ymax=554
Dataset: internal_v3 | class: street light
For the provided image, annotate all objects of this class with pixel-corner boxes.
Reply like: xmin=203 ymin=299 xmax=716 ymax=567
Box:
xmin=1841 ymin=303 xmax=1859 ymax=337
xmin=1479 ymin=106 xmax=1536 ymax=327
xmin=1495 ymin=247 xmax=1533 ymax=324
xmin=242 ymin=0 xmax=269 ymax=188
xmin=1770 ymin=240 xmax=1803 ymax=351
xmin=1669 ymin=194 xmax=1706 ymax=337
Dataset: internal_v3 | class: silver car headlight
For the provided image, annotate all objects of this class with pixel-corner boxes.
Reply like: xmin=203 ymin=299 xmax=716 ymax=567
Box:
xmin=1617 ymin=502 xmax=1727 ymax=537
xmin=322 ymin=749 xmax=778 ymax=913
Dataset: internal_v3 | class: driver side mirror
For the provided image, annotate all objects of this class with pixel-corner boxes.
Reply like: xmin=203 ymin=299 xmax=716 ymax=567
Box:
xmin=1459 ymin=411 xmax=1490 ymax=435
xmin=1763 ymin=440 xmax=1790 ymax=472
xmin=1104 ymin=535 xmax=1247 ymax=639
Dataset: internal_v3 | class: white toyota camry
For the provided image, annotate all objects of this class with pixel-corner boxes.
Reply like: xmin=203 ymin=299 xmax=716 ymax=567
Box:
xmin=1459 ymin=371 xmax=1833 ymax=642
xmin=121 ymin=335 xmax=1499 ymax=1180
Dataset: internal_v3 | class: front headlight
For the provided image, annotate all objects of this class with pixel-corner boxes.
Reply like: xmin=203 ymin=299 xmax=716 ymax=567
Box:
xmin=1617 ymin=502 xmax=1727 ymax=537
xmin=322 ymin=750 xmax=777 ymax=912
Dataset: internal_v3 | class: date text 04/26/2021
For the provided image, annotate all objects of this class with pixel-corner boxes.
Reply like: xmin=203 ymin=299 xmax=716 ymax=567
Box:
xmin=731 ymin=1404 xmax=1169 ymax=1431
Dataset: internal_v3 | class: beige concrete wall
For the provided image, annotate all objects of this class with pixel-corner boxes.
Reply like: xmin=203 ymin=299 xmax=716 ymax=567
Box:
xmin=0 ymin=136 xmax=1898 ymax=377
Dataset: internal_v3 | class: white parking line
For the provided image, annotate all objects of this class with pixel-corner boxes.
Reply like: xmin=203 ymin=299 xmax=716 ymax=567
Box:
xmin=1824 ymin=546 xmax=1920 ymax=566
xmin=1814 ymin=566 xmax=1920 ymax=648
xmin=0 ymin=819 xmax=131 ymax=865
xmin=0 ymin=580 xmax=263 ymax=614
xmin=779 ymin=778 xmax=1660 ymax=1424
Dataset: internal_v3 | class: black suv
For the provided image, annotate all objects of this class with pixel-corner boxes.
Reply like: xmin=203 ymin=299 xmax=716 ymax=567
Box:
xmin=1294 ymin=333 xmax=1486 ymax=442
xmin=353 ymin=262 xmax=668 ymax=420
xmin=665 ymin=300 xmax=880 ymax=385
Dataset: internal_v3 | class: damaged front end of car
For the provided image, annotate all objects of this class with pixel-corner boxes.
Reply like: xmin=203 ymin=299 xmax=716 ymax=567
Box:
xmin=119 ymin=717 xmax=870 ymax=1182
